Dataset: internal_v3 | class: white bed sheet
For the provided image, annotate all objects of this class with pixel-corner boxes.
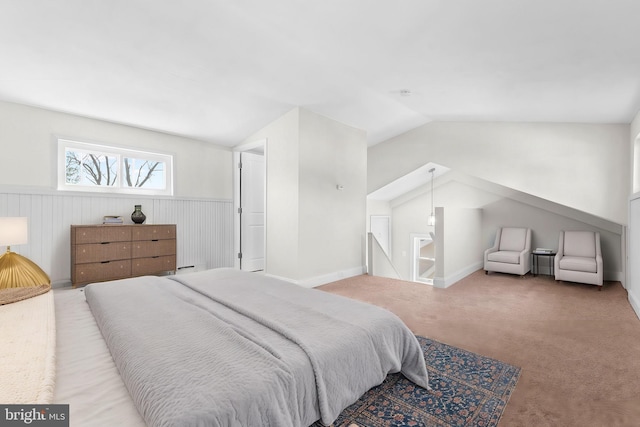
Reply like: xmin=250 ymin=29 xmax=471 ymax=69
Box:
xmin=53 ymin=287 xmax=146 ymax=427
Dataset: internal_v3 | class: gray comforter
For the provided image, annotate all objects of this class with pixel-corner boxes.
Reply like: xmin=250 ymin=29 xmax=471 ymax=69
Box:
xmin=84 ymin=268 xmax=429 ymax=427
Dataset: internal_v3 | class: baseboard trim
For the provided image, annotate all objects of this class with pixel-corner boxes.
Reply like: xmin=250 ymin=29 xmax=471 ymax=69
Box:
xmin=266 ymin=266 xmax=367 ymax=288
xmin=629 ymin=289 xmax=640 ymax=321
xmin=433 ymin=261 xmax=483 ymax=289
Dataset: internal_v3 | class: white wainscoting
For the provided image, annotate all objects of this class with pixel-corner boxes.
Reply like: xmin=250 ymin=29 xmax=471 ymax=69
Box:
xmin=0 ymin=188 xmax=234 ymax=286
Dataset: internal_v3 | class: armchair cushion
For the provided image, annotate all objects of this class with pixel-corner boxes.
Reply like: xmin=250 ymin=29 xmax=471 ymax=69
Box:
xmin=558 ymin=256 xmax=597 ymax=273
xmin=487 ymin=251 xmax=521 ymax=264
xmin=499 ymin=228 xmax=528 ymax=252
xmin=563 ymin=231 xmax=596 ymax=258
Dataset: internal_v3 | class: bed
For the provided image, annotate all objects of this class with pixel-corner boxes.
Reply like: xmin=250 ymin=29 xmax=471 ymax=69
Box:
xmin=53 ymin=268 xmax=429 ymax=426
xmin=0 ymin=287 xmax=56 ymax=405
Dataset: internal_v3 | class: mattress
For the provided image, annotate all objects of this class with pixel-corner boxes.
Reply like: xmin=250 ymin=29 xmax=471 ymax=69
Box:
xmin=53 ymin=287 xmax=146 ymax=426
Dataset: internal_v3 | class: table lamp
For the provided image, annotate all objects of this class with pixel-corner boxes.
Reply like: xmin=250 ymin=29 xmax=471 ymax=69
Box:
xmin=0 ymin=217 xmax=50 ymax=289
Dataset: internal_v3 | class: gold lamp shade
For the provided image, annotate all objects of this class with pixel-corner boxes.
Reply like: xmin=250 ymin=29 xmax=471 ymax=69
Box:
xmin=0 ymin=217 xmax=50 ymax=289
xmin=0 ymin=251 xmax=50 ymax=289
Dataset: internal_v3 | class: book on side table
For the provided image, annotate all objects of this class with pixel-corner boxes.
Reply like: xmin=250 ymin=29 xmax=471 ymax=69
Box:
xmin=533 ymin=248 xmax=554 ymax=254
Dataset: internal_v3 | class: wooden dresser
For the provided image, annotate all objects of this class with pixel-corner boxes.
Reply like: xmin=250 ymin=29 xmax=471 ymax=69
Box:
xmin=71 ymin=224 xmax=176 ymax=287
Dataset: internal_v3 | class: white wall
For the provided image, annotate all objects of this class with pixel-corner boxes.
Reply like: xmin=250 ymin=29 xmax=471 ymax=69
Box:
xmin=0 ymin=101 xmax=233 ymax=199
xmin=628 ymin=195 xmax=640 ymax=318
xmin=369 ymin=121 xmax=630 ymax=225
xmin=243 ymin=108 xmax=367 ymax=284
xmin=628 ymin=110 xmax=640 ymax=319
xmin=298 ymin=109 xmax=367 ymax=281
xmin=388 ymin=173 xmax=624 ymax=282
xmin=242 ymin=108 xmax=301 ymax=279
xmin=434 ymin=207 xmax=483 ymax=288
xmin=632 ymin=112 xmax=640 ymax=194
xmin=388 ymin=187 xmax=434 ymax=281
xmin=389 ymin=177 xmax=499 ymax=281
xmin=0 ymin=101 xmax=236 ymax=285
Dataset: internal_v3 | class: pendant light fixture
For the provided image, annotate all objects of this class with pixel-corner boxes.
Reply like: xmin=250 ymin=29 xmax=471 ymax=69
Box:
xmin=428 ymin=167 xmax=435 ymax=226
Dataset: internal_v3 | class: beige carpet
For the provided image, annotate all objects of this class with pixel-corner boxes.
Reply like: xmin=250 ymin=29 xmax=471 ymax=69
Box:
xmin=319 ymin=271 xmax=640 ymax=427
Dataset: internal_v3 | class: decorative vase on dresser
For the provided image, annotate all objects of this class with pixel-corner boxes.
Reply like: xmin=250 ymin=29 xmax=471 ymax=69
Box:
xmin=131 ymin=205 xmax=146 ymax=224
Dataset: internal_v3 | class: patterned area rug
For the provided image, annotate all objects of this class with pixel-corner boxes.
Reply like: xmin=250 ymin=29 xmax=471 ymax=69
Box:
xmin=313 ymin=336 xmax=521 ymax=427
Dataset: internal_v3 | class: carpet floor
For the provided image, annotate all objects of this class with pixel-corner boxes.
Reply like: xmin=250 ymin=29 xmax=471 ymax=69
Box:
xmin=319 ymin=271 xmax=640 ymax=427
xmin=312 ymin=336 xmax=520 ymax=427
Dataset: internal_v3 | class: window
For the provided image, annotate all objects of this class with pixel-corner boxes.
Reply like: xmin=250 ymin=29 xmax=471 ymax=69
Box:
xmin=58 ymin=138 xmax=173 ymax=196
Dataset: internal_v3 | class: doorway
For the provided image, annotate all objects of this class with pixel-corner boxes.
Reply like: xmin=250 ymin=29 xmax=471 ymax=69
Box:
xmin=233 ymin=139 xmax=266 ymax=272
xmin=370 ymin=215 xmax=391 ymax=258
xmin=411 ymin=233 xmax=435 ymax=285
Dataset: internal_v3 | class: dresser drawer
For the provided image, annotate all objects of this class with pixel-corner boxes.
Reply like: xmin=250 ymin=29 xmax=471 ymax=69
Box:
xmin=131 ymin=225 xmax=176 ymax=241
xmin=75 ymin=242 xmax=131 ymax=264
xmin=71 ymin=224 xmax=177 ymax=287
xmin=132 ymin=256 xmax=176 ymax=276
xmin=74 ymin=260 xmax=132 ymax=285
xmin=132 ymin=239 xmax=176 ymax=259
xmin=73 ymin=226 xmax=131 ymax=244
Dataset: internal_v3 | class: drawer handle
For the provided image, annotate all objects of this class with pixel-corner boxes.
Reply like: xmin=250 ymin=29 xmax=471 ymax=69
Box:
xmin=152 ymin=239 xmax=159 ymax=242
xmin=100 ymin=242 xmax=110 ymax=245
xmin=101 ymin=261 xmax=110 ymax=264
xmin=152 ymin=256 xmax=160 ymax=259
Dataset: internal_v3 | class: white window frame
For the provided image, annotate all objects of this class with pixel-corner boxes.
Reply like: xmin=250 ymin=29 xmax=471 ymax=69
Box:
xmin=57 ymin=138 xmax=174 ymax=196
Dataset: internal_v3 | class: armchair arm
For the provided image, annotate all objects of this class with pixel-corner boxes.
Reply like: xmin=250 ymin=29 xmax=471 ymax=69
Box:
xmin=595 ymin=232 xmax=603 ymax=276
xmin=520 ymin=248 xmax=531 ymax=270
xmin=554 ymin=231 xmax=565 ymax=277
xmin=484 ymin=228 xmax=502 ymax=264
xmin=518 ymin=228 xmax=532 ymax=270
xmin=596 ymin=254 xmax=603 ymax=272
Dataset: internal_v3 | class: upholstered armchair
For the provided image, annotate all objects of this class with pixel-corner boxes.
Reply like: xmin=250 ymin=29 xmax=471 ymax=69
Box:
xmin=554 ymin=231 xmax=603 ymax=288
xmin=484 ymin=227 xmax=532 ymax=276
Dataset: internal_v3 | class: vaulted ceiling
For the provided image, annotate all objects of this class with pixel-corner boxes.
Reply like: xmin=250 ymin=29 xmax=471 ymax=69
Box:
xmin=2 ymin=0 xmax=639 ymax=147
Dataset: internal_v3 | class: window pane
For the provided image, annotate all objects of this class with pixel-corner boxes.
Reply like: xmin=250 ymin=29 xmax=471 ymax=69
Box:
xmin=123 ymin=157 xmax=165 ymax=189
xmin=65 ymin=149 xmax=118 ymax=187
xmin=59 ymin=138 xmax=173 ymax=196
xmin=65 ymin=150 xmax=81 ymax=184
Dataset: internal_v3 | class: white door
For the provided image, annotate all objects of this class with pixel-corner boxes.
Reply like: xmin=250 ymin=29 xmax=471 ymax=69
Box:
xmin=370 ymin=215 xmax=391 ymax=258
xmin=240 ymin=152 xmax=265 ymax=271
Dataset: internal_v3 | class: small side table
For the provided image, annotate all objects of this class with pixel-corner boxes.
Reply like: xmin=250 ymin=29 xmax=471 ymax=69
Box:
xmin=532 ymin=251 xmax=556 ymax=276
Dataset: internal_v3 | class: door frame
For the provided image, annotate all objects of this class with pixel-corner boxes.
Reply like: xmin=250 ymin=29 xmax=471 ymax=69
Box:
xmin=410 ymin=232 xmax=434 ymax=285
xmin=233 ymin=138 xmax=267 ymax=271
